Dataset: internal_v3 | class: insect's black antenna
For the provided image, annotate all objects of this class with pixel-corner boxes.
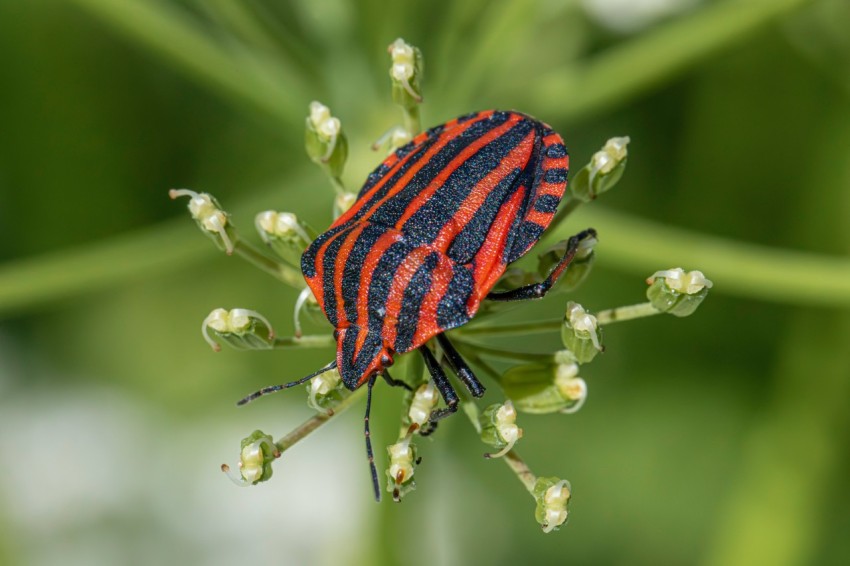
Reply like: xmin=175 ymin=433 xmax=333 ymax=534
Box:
xmin=237 ymin=361 xmax=337 ymax=406
xmin=364 ymin=373 xmax=381 ymax=502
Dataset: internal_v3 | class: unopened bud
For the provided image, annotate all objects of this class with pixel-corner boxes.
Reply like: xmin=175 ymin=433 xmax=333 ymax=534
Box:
xmin=386 ymin=437 xmax=418 ymax=501
xmin=480 ymin=401 xmax=523 ymax=458
xmin=501 ymin=353 xmax=587 ymax=414
xmin=372 ymin=125 xmax=414 ymax=155
xmin=305 ymin=101 xmax=348 ymax=179
xmin=221 ymin=430 xmax=279 ymax=486
xmin=169 ymin=189 xmax=236 ymax=254
xmin=388 ymin=38 xmax=423 ymax=108
xmin=646 ymin=268 xmax=712 ymax=317
xmin=561 ymin=302 xmax=603 ymax=363
xmin=571 ymin=136 xmax=630 ymax=202
xmin=407 ymin=382 xmax=439 ymax=428
xmin=202 ymin=308 xmax=275 ymax=352
xmin=533 ymin=477 xmax=572 ymax=533
xmin=255 ymin=211 xmax=315 ymax=267
xmin=306 ymin=367 xmax=345 ymax=412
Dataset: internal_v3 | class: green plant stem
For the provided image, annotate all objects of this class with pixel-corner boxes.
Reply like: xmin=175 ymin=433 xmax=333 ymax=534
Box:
xmin=529 ymin=0 xmax=813 ymax=122
xmin=273 ymin=334 xmax=335 ymax=349
xmin=555 ymin=205 xmax=850 ymax=308
xmin=454 ymin=340 xmax=554 ymax=363
xmin=275 ymin=388 xmax=366 ymax=453
xmin=461 ymin=320 xmax=561 ymax=337
xmin=456 ymin=392 xmax=538 ymax=495
xmin=402 ymin=105 xmax=422 ymax=136
xmin=233 ymin=240 xmax=304 ymax=288
xmin=595 ymin=302 xmax=661 ymax=325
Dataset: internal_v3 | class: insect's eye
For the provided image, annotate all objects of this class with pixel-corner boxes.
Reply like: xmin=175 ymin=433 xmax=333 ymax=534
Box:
xmin=380 ymin=354 xmax=394 ymax=367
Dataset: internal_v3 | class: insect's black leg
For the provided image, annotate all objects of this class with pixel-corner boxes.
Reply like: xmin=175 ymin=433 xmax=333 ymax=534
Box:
xmin=237 ymin=361 xmax=338 ymax=405
xmin=381 ymin=370 xmax=413 ymax=391
xmin=418 ymin=421 xmax=438 ymax=437
xmin=419 ymin=345 xmax=458 ymax=422
xmin=486 ymin=228 xmax=597 ymax=302
xmin=436 ymin=334 xmax=485 ymax=398
xmin=364 ymin=373 xmax=381 ymax=502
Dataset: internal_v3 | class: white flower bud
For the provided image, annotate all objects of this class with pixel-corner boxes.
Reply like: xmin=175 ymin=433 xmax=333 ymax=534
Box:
xmin=408 ymin=382 xmax=439 ymax=427
xmin=169 ymin=189 xmax=235 ymax=254
xmin=647 ymin=268 xmax=713 ymax=294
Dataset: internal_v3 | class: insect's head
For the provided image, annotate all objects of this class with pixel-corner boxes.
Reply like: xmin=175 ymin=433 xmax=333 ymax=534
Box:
xmin=334 ymin=326 xmax=395 ymax=390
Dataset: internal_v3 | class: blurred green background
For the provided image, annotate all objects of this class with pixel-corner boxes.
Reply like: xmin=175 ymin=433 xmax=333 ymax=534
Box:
xmin=1 ymin=0 xmax=849 ymax=564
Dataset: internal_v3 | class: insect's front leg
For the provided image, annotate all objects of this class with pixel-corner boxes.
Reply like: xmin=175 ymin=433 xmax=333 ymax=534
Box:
xmin=419 ymin=344 xmax=458 ymax=422
xmin=486 ymin=228 xmax=597 ymax=302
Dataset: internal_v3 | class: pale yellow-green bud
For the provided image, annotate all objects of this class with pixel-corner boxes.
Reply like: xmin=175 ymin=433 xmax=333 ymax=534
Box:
xmin=561 ymin=302 xmax=603 ymax=363
xmin=169 ymin=189 xmax=236 ymax=254
xmin=646 ymin=268 xmax=713 ymax=317
xmin=255 ymin=210 xmax=315 ymax=267
xmin=386 ymin=437 xmax=418 ymax=501
xmin=306 ymin=367 xmax=345 ymax=412
xmin=221 ymin=430 xmax=279 ymax=486
xmin=202 ymin=308 xmax=275 ymax=352
xmin=305 ymin=101 xmax=348 ymax=179
xmin=407 ymin=382 xmax=439 ymax=427
xmin=570 ymin=136 xmax=630 ymax=202
xmin=480 ymin=401 xmax=523 ymax=458
xmin=533 ymin=477 xmax=572 ymax=533
xmin=388 ymin=38 xmax=423 ymax=108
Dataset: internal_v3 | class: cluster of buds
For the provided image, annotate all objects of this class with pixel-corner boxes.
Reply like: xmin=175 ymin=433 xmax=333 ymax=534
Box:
xmin=255 ymin=211 xmax=315 ymax=268
xmin=202 ymin=308 xmax=275 ymax=352
xmin=169 ymin=189 xmax=236 ymax=254
xmin=533 ymin=477 xmax=572 ymax=533
xmin=386 ymin=382 xmax=438 ymax=500
xmin=305 ymin=101 xmax=348 ymax=183
xmin=570 ymin=136 xmax=630 ymax=202
xmin=646 ymin=268 xmax=713 ymax=317
xmin=221 ymin=430 xmax=280 ymax=486
xmin=479 ymin=401 xmax=523 ymax=458
xmin=388 ymin=38 xmax=423 ymax=108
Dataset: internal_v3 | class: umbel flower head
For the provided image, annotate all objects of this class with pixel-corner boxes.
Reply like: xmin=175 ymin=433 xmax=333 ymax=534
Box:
xmin=171 ymin=38 xmax=712 ymax=532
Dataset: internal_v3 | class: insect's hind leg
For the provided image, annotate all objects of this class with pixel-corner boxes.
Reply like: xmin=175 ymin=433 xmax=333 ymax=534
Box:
xmin=419 ymin=345 xmax=458 ymax=422
xmin=436 ymin=334 xmax=485 ymax=398
xmin=486 ymin=228 xmax=596 ymax=302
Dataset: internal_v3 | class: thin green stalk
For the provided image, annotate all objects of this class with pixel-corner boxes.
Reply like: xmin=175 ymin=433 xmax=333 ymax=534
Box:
xmin=528 ymin=0 xmax=813 ymax=122
xmin=275 ymin=387 xmax=366 ymax=452
xmin=233 ymin=240 xmax=304 ymax=288
xmin=273 ymin=335 xmax=335 ymax=349
xmin=460 ymin=320 xmax=561 ymax=337
xmin=454 ymin=340 xmax=554 ymax=363
xmin=596 ymin=302 xmax=661 ymax=325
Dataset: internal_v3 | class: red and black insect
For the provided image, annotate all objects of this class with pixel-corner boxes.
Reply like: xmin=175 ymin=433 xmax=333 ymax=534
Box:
xmin=240 ymin=110 xmax=595 ymax=500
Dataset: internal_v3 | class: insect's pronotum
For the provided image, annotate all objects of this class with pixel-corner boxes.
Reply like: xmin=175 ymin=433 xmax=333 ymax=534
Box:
xmin=239 ymin=110 xmax=596 ymax=500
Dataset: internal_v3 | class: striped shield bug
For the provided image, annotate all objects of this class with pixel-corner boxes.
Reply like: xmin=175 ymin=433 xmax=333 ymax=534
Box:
xmin=239 ymin=110 xmax=596 ymax=500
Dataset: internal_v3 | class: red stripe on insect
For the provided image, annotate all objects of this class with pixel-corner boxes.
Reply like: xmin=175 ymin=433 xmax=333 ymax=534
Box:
xmin=333 ymin=118 xmax=484 ymax=226
xmin=431 ymin=128 xmax=536 ymax=251
xmin=469 ymin=186 xmax=528 ymax=303
xmin=332 ymin=223 xmax=368 ymax=327
xmin=380 ymin=248 xmax=433 ymax=348
xmin=394 ymin=114 xmax=524 ymax=229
